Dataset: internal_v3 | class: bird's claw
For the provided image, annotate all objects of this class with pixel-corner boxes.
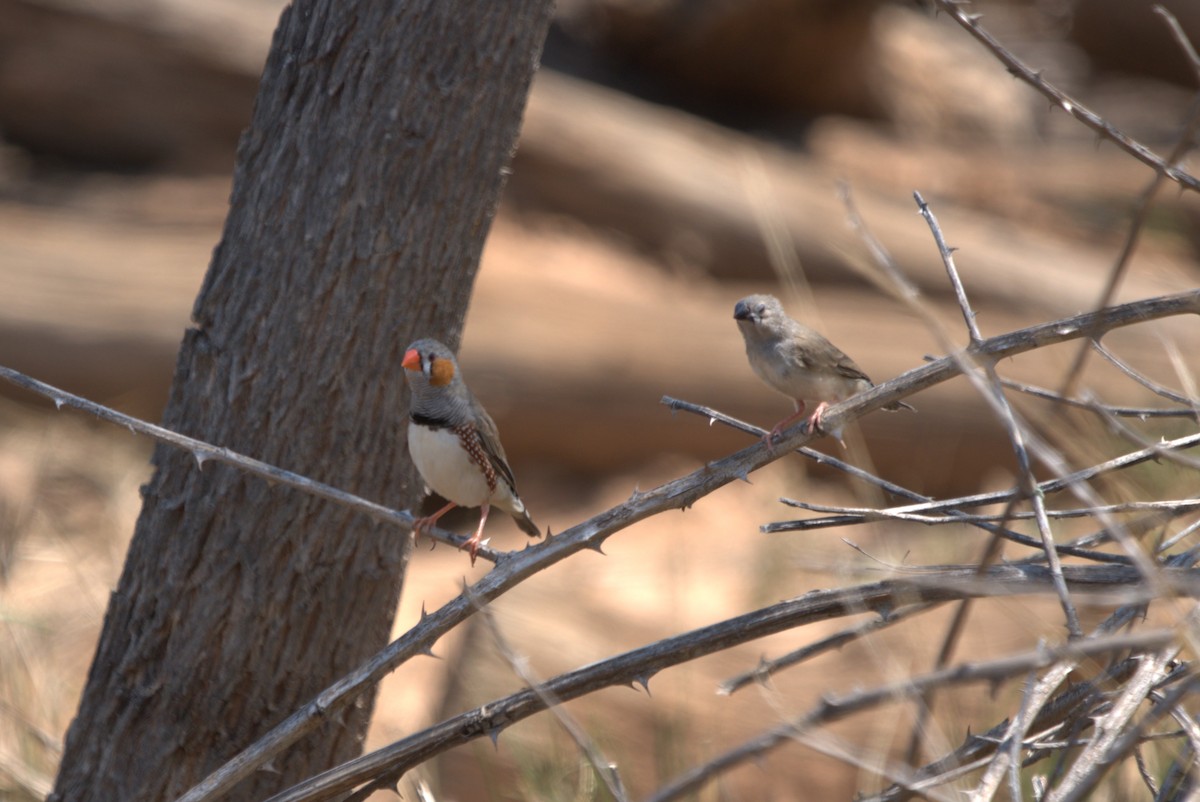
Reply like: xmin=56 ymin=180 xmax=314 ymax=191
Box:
xmin=461 ymin=534 xmax=490 ymax=566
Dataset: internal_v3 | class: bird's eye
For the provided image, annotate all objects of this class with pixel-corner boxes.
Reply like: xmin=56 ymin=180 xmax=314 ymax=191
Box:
xmin=755 ymin=304 xmax=767 ymax=316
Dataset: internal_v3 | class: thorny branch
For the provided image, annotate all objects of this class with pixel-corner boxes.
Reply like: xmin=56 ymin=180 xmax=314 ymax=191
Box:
xmin=266 ymin=568 xmax=1194 ymax=802
xmin=645 ymin=631 xmax=1185 ymax=802
xmin=931 ymin=0 xmax=1200 ymax=194
xmin=184 ymin=289 xmax=1199 ymax=802
xmin=0 ymin=288 xmax=1186 ymax=802
xmin=0 ymin=366 xmax=503 ymax=562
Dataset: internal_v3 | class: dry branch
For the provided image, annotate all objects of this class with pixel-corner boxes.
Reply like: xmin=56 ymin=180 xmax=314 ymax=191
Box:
xmin=932 ymin=0 xmax=1200 ymax=193
xmin=0 ymin=365 xmax=499 ymax=562
xmin=266 ymin=569 xmax=1193 ymax=802
xmin=176 ymin=287 xmax=1198 ymax=802
xmin=645 ymin=631 xmax=1183 ymax=802
xmin=4 ymin=288 xmax=1195 ymax=801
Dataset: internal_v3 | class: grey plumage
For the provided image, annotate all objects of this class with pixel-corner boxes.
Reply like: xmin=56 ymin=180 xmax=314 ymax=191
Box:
xmin=402 ymin=338 xmax=540 ymax=557
xmin=733 ymin=294 xmax=912 ymax=442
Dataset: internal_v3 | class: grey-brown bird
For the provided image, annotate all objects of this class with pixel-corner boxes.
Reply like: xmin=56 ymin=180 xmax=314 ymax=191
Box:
xmin=402 ymin=338 xmax=540 ymax=563
xmin=733 ymin=294 xmax=913 ymax=446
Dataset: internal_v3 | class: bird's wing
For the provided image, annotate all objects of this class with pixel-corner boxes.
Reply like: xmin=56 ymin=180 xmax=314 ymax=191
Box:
xmin=831 ymin=352 xmax=874 ymax=385
xmin=778 ymin=324 xmax=875 ymax=385
xmin=469 ymin=399 xmax=521 ymax=493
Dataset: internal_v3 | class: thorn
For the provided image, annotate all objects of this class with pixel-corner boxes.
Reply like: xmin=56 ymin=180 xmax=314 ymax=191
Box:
xmin=261 ymin=759 xmax=281 ymax=775
xmin=487 ymin=726 xmax=503 ymax=747
xmin=736 ymin=470 xmax=752 ymax=484
xmin=876 ymin=603 xmax=894 ymax=621
xmin=193 ymin=450 xmax=208 ymax=469
xmin=628 ymin=484 xmax=644 ymax=502
xmin=708 ymin=416 xmax=717 ymax=427
xmin=53 ymin=397 xmax=64 ymax=410
xmin=420 ymin=602 xmax=428 ymax=620
xmin=633 ymin=673 xmax=654 ymax=695
xmin=544 ymin=526 xmax=553 ymax=538
xmin=587 ymin=540 xmax=606 ymax=555
xmin=419 ymin=645 xmax=440 ymax=659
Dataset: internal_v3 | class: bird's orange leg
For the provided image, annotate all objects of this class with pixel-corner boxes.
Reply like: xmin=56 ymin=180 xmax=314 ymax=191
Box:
xmin=765 ymin=401 xmax=807 ymax=448
xmin=461 ymin=503 xmax=491 ymax=565
xmin=413 ymin=500 xmax=457 ymax=542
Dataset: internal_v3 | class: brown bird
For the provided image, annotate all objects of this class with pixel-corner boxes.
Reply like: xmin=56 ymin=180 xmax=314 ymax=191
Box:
xmin=733 ymin=294 xmax=913 ymax=446
xmin=402 ymin=338 xmax=540 ymax=563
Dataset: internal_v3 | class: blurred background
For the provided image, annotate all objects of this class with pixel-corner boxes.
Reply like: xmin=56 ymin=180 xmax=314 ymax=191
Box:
xmin=1 ymin=0 xmax=1199 ymax=799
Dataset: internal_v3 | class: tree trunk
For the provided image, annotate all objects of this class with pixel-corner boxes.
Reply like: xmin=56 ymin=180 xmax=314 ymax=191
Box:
xmin=49 ymin=2 xmax=552 ymax=800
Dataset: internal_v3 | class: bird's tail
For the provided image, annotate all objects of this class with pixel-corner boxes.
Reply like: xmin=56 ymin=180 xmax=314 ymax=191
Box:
xmin=511 ymin=502 xmax=542 ymax=538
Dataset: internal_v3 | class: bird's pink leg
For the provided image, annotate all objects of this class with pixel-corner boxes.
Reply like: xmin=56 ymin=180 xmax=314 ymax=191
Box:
xmin=805 ymin=401 xmax=831 ymax=434
xmin=765 ymin=400 xmax=807 ymax=448
xmin=413 ymin=500 xmax=457 ymax=542
xmin=462 ymin=503 xmax=491 ymax=565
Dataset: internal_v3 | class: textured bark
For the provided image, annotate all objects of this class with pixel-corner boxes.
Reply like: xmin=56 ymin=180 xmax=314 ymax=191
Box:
xmin=49 ymin=2 xmax=551 ymax=800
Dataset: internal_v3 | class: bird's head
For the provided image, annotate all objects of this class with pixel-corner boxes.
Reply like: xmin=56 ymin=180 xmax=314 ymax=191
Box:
xmin=402 ymin=338 xmax=460 ymax=390
xmin=733 ymin=294 xmax=784 ymax=330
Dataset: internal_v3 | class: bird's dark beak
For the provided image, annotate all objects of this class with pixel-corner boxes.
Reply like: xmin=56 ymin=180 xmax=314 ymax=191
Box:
xmin=733 ymin=302 xmax=754 ymax=322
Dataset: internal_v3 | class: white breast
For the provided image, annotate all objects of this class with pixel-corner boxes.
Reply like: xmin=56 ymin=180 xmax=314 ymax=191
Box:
xmin=408 ymin=423 xmax=492 ymax=507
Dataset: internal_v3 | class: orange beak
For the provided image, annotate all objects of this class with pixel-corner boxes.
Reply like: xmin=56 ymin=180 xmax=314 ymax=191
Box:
xmin=401 ymin=349 xmax=420 ymax=371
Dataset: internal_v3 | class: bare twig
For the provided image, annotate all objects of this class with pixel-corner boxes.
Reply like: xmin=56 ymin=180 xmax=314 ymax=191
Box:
xmin=660 ymin=396 xmax=921 ymax=501
xmin=259 ymin=567 xmax=1191 ymax=802
xmin=786 ymin=730 xmax=960 ymax=802
xmin=461 ymin=590 xmax=630 ymax=802
xmin=768 ymin=427 xmax=1200 ymax=531
xmin=0 ymin=365 xmax=501 ymax=562
xmin=930 ymin=0 xmax=1200 ymax=194
xmin=968 ymin=659 xmax=1078 ymax=802
xmin=1095 ymin=406 xmax=1200 ymax=473
xmin=868 ymin=550 xmax=1200 ymax=802
xmin=1135 ymin=744 xmax=1162 ymax=799
xmin=994 ymin=375 xmax=1199 ymax=420
xmin=914 ymin=191 xmax=981 ymax=344
xmin=671 ymin=399 xmax=1199 ymax=564
xmin=779 ymin=497 xmax=1200 ymax=525
xmin=646 ymin=631 xmax=1180 ymax=802
xmin=1049 ymin=656 xmax=1195 ymax=802
xmin=6 ymin=291 xmax=1180 ymax=802
xmin=1156 ymin=4 xmax=1200 ymax=84
xmin=1059 ymin=91 xmax=1200 ymax=397
xmin=1093 ymin=340 xmax=1199 ymax=407
xmin=719 ymin=602 xmax=943 ymax=695
xmin=915 ymin=191 xmax=1082 ymax=635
